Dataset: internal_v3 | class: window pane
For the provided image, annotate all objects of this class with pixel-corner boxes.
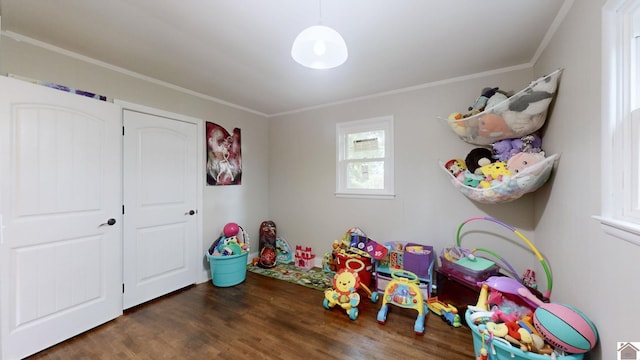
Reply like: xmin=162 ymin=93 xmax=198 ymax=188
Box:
xmin=634 ymin=34 xmax=640 ymax=109
xmin=629 ymin=109 xmax=640 ymax=216
xmin=346 ymin=160 xmax=384 ymax=189
xmin=347 ymin=130 xmax=385 ymax=160
xmin=336 ymin=115 xmax=394 ymax=197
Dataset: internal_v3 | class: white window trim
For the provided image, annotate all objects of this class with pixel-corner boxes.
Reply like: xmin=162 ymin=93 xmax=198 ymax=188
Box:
xmin=336 ymin=116 xmax=395 ymax=199
xmin=598 ymin=0 xmax=640 ymax=247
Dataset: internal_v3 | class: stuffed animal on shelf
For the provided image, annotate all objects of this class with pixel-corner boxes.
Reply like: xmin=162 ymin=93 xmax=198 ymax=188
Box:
xmin=465 ymin=148 xmax=494 ymax=175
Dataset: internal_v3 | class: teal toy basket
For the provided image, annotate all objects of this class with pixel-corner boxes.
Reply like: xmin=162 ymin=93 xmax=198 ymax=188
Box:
xmin=206 ymin=251 xmax=248 ymax=287
xmin=465 ymin=310 xmax=584 ymax=360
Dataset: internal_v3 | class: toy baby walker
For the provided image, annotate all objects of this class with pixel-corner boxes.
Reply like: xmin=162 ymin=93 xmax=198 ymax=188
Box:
xmin=376 ymin=270 xmax=429 ymax=335
xmin=323 ymin=258 xmax=379 ymax=320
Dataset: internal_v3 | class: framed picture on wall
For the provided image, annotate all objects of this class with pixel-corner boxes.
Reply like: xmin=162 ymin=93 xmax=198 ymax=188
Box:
xmin=206 ymin=122 xmax=242 ymax=185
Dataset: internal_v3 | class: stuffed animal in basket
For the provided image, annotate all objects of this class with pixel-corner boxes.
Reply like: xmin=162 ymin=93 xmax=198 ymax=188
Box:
xmin=502 ymin=75 xmax=557 ymax=134
xmin=477 ymin=113 xmax=513 ymax=140
xmin=465 ymin=148 xmax=494 ymax=175
xmin=448 ymin=112 xmax=468 ymax=137
xmin=492 ymin=134 xmax=543 ymax=162
xmin=507 ymin=152 xmax=546 ymax=176
xmin=445 ymin=158 xmax=467 ymax=180
xmin=492 ymin=138 xmax=519 ymax=161
xmin=468 ymin=87 xmax=499 ymax=113
xmin=486 ymin=91 xmax=509 ymax=113
xmin=508 ymin=84 xmax=555 ymax=114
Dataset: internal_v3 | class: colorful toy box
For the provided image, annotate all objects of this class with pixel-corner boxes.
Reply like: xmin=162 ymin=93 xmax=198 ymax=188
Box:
xmin=375 ymin=242 xmax=435 ymax=298
xmin=384 ymin=242 xmax=434 ymax=279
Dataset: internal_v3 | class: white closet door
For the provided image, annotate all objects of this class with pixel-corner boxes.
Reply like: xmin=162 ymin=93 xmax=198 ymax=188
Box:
xmin=0 ymin=76 xmax=122 ymax=359
xmin=122 ymin=108 xmax=200 ymax=309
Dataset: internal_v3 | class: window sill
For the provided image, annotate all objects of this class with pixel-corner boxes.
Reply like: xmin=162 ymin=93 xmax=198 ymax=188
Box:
xmin=593 ymin=215 xmax=640 ymax=247
xmin=335 ymin=192 xmax=396 ymax=200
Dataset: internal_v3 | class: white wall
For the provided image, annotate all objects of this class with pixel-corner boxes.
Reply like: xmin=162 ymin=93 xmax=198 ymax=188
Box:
xmin=3 ymin=2 xmax=634 ymax=357
xmin=0 ymin=36 xmax=271 ymax=282
xmin=268 ymin=70 xmax=556 ymax=274
xmin=267 ymin=67 xmax=573 ymax=303
xmin=267 ymin=2 xmax=638 ymax=359
xmin=534 ymin=1 xmax=639 ymax=359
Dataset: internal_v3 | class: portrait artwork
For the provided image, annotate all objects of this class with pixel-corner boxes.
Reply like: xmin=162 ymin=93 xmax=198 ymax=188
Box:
xmin=206 ymin=122 xmax=242 ymax=186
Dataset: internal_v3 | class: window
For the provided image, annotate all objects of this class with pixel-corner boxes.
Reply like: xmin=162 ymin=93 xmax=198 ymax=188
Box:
xmin=336 ymin=116 xmax=394 ymax=198
xmin=599 ymin=0 xmax=640 ymax=246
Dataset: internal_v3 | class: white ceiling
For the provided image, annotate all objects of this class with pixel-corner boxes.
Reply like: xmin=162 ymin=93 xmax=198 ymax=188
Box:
xmin=0 ymin=0 xmax=570 ymax=116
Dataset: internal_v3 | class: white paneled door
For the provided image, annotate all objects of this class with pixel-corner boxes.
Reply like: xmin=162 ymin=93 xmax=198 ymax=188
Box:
xmin=0 ymin=76 xmax=122 ymax=359
xmin=122 ymin=108 xmax=200 ymax=309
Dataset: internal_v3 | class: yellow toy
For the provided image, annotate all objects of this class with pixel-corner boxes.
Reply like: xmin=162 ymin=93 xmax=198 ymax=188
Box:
xmin=323 ymin=259 xmax=379 ymax=320
xmin=376 ymin=270 xmax=429 ymax=335
xmin=426 ymin=297 xmax=461 ymax=327
xmin=475 ymin=283 xmax=490 ymax=311
xmin=480 ymin=161 xmax=512 ymax=180
xmin=448 ymin=112 xmax=468 ymax=137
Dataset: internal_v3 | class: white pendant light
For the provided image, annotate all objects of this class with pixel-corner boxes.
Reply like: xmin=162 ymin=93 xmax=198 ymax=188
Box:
xmin=291 ymin=3 xmax=347 ymax=70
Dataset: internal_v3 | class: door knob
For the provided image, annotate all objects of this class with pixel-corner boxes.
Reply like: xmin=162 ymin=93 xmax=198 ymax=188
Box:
xmin=99 ymin=218 xmax=116 ymax=227
xmin=185 ymin=210 xmax=196 ymax=216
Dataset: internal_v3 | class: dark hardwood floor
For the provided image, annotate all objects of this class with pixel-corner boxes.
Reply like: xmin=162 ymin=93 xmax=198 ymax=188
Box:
xmin=27 ymin=271 xmax=476 ymax=359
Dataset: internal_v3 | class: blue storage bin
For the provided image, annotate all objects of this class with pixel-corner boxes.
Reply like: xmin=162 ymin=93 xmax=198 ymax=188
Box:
xmin=465 ymin=310 xmax=584 ymax=360
xmin=206 ymin=251 xmax=248 ymax=287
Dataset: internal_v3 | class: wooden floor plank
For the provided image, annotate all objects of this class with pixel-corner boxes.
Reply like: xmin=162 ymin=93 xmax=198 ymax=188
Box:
xmin=26 ymin=271 xmax=476 ymax=359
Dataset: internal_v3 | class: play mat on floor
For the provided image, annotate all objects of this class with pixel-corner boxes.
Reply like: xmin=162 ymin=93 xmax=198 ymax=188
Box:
xmin=246 ymin=262 xmax=333 ymax=291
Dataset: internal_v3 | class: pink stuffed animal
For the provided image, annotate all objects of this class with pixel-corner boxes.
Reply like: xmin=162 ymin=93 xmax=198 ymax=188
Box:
xmin=507 ymin=152 xmax=545 ymax=175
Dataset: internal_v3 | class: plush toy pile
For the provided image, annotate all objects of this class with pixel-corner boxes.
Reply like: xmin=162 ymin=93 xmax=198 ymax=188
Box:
xmin=208 ymin=222 xmax=250 ymax=256
xmin=466 ymin=276 xmax=597 ymax=359
xmin=444 ymin=69 xmax=562 ymax=146
xmin=442 ymin=134 xmax=559 ymax=204
xmin=440 ymin=69 xmax=563 ymax=204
